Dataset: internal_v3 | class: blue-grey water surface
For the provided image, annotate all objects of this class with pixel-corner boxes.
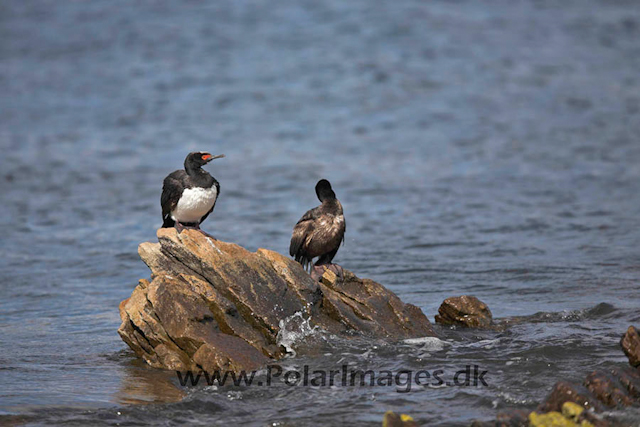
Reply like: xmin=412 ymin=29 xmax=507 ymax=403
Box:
xmin=1 ymin=0 xmax=640 ymax=425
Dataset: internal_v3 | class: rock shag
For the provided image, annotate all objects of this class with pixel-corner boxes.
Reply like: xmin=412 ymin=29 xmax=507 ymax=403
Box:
xmin=161 ymin=151 xmax=224 ymax=233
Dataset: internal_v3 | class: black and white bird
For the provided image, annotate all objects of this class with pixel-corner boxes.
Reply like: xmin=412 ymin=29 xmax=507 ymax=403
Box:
xmin=161 ymin=151 xmax=224 ymax=233
xmin=289 ymin=179 xmax=346 ymax=275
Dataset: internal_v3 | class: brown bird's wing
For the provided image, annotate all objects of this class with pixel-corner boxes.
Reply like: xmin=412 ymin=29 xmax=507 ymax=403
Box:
xmin=314 ymin=213 xmax=346 ymax=265
xmin=306 ymin=214 xmax=345 ymax=255
xmin=289 ymin=206 xmax=320 ymax=258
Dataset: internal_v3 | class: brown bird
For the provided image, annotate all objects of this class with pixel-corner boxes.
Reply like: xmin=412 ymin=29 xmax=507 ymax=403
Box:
xmin=289 ymin=179 xmax=346 ymax=276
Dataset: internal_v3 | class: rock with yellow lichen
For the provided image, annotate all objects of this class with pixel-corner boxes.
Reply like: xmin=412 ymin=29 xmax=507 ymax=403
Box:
xmin=382 ymin=411 xmax=418 ymax=427
xmin=528 ymin=402 xmax=594 ymax=427
xmin=118 ymin=228 xmax=436 ymax=372
xmin=561 ymin=402 xmax=586 ymax=420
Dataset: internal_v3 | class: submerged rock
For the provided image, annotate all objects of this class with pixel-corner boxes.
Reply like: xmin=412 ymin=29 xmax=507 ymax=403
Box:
xmin=584 ymin=371 xmax=636 ymax=408
xmin=435 ymin=295 xmax=493 ymax=328
xmin=492 ymin=409 xmax=529 ymax=427
xmin=118 ymin=228 xmax=436 ymax=372
xmin=481 ymin=326 xmax=640 ymax=427
xmin=537 ymin=382 xmax=604 ymax=414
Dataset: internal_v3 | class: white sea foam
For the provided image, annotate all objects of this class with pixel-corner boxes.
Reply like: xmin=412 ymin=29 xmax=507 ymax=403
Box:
xmin=276 ymin=311 xmax=318 ymax=357
xmin=402 ymin=336 xmax=448 ymax=351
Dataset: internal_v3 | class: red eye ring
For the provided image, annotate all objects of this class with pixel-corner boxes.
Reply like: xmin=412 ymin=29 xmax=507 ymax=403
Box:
xmin=201 ymin=154 xmax=212 ymax=160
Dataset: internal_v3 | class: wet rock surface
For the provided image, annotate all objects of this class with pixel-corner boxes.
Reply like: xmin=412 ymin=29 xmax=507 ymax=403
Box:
xmin=537 ymin=381 xmax=604 ymax=414
xmin=434 ymin=295 xmax=494 ymax=329
xmin=118 ymin=228 xmax=436 ymax=372
xmin=620 ymin=326 xmax=640 ymax=368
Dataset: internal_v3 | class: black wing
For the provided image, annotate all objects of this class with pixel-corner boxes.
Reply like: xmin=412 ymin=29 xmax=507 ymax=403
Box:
xmin=289 ymin=206 xmax=320 ymax=258
xmin=197 ymin=179 xmax=220 ymax=225
xmin=161 ymin=170 xmax=186 ymax=227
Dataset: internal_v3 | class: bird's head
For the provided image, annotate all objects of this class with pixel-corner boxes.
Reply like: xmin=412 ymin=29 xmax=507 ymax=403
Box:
xmin=185 ymin=151 xmax=225 ymax=169
xmin=315 ymin=179 xmax=336 ymax=202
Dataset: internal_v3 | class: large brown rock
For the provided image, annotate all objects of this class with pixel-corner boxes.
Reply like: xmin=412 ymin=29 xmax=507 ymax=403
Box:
xmin=118 ymin=228 xmax=436 ymax=372
xmin=621 ymin=325 xmax=640 ymax=368
xmin=434 ymin=295 xmax=493 ymax=328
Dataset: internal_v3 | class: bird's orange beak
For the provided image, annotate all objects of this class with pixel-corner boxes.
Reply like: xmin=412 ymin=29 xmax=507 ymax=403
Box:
xmin=202 ymin=153 xmax=225 ymax=163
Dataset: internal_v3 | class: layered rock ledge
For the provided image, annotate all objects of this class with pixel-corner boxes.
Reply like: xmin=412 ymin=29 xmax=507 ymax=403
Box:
xmin=118 ymin=228 xmax=436 ymax=372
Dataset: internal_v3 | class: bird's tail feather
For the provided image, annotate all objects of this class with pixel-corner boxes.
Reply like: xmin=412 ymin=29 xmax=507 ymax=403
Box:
xmin=162 ymin=216 xmax=175 ymax=228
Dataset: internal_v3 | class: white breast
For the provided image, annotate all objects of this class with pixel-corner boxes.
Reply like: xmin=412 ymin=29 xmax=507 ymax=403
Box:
xmin=171 ymin=186 xmax=218 ymax=223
